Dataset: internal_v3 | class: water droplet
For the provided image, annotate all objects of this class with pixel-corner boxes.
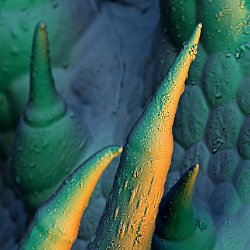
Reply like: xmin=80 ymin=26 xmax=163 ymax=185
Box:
xmin=198 ymin=220 xmax=207 ymax=230
xmin=114 ymin=208 xmax=119 ymax=219
xmin=240 ymin=0 xmax=245 ymax=9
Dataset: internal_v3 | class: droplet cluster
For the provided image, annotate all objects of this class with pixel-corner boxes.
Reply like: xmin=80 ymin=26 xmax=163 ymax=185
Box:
xmin=147 ymin=1 xmax=250 ymax=249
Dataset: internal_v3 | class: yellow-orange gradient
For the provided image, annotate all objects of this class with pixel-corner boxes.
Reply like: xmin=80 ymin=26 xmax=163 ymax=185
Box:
xmin=88 ymin=24 xmax=202 ymax=250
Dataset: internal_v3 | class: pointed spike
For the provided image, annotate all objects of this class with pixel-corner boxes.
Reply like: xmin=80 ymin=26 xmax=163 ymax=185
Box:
xmin=12 ymin=21 xmax=89 ymax=209
xmin=189 ymin=23 xmax=202 ymax=46
xmin=143 ymin=22 xmax=201 ymax=131
xmin=30 ymin=21 xmax=58 ymax=106
xmin=88 ymin=25 xmax=201 ymax=250
xmin=156 ymin=164 xmax=199 ymax=241
xmin=153 ymin=164 xmax=216 ymax=249
xmin=25 ymin=21 xmax=65 ymax=126
xmin=19 ymin=146 xmax=122 ymax=250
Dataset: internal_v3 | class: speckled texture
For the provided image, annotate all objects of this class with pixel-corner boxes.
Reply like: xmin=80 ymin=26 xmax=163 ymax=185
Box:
xmin=87 ymin=24 xmax=201 ymax=250
xmin=144 ymin=0 xmax=250 ymax=249
xmin=11 ymin=22 xmax=89 ymax=209
xmin=2 ymin=0 xmax=250 ymax=249
xmin=19 ymin=146 xmax=122 ymax=250
xmin=153 ymin=165 xmax=216 ymax=250
xmin=0 ymin=1 xmax=159 ymax=249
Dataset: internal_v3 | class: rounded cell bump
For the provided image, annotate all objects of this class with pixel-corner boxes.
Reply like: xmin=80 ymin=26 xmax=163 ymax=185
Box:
xmin=237 ymin=78 xmax=250 ymax=115
xmin=219 ymin=217 xmax=248 ymax=250
xmin=180 ymin=141 xmax=210 ymax=174
xmin=199 ymin=0 xmax=250 ymax=53
xmin=237 ymin=206 xmax=250 ymax=238
xmin=234 ymin=160 xmax=250 ymax=204
xmin=207 ymin=149 xmax=240 ymax=183
xmin=237 ymin=118 xmax=250 ymax=159
xmin=209 ymin=182 xmax=241 ymax=216
xmin=202 ymin=53 xmax=241 ymax=107
xmin=169 ymin=142 xmax=185 ymax=172
xmin=173 ymin=85 xmax=209 ymax=148
xmin=205 ymin=103 xmax=243 ymax=153
xmin=187 ymin=44 xmax=207 ymax=86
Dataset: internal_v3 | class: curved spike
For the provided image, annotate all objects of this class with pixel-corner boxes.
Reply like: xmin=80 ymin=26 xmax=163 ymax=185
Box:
xmin=19 ymin=146 xmax=122 ymax=250
xmin=156 ymin=164 xmax=199 ymax=240
xmin=88 ymin=24 xmax=201 ymax=250
xmin=25 ymin=21 xmax=65 ymax=127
